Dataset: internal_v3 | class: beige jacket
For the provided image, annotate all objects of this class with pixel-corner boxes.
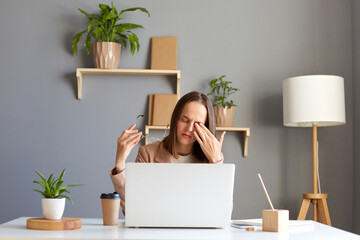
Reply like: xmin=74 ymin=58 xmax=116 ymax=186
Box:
xmin=109 ymin=141 xmax=222 ymax=214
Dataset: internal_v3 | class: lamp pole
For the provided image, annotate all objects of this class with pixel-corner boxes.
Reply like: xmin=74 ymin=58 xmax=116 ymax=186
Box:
xmin=312 ymin=124 xmax=318 ymax=221
xmin=298 ymin=124 xmax=331 ymax=225
xmin=313 ymin=124 xmax=318 ymax=194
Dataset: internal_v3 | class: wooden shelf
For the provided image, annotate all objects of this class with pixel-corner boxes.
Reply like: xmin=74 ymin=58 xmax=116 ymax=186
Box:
xmin=144 ymin=125 xmax=250 ymax=158
xmin=76 ymin=68 xmax=181 ymax=100
xmin=75 ymin=68 xmax=250 ymax=157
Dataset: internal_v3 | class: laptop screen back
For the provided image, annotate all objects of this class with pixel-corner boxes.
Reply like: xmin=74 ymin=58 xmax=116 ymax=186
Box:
xmin=125 ymin=163 xmax=235 ymax=228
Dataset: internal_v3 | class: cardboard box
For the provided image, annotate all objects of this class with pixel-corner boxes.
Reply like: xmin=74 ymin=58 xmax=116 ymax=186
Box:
xmin=151 ymin=36 xmax=178 ymax=70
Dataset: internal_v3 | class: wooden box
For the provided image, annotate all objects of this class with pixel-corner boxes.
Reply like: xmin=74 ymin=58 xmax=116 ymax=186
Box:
xmin=262 ymin=209 xmax=289 ymax=232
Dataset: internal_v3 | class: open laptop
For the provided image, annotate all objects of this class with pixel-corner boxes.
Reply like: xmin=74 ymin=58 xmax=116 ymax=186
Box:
xmin=125 ymin=163 xmax=235 ymax=228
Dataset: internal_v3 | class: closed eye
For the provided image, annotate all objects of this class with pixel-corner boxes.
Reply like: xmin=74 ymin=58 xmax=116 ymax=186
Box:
xmin=181 ymin=116 xmax=190 ymax=123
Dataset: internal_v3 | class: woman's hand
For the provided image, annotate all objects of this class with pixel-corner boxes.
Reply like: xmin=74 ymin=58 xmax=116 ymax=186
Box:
xmin=193 ymin=123 xmax=226 ymax=163
xmin=115 ymin=124 xmax=143 ymax=172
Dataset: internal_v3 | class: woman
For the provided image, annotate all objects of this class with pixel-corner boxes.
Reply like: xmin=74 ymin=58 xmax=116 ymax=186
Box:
xmin=110 ymin=91 xmax=226 ymax=214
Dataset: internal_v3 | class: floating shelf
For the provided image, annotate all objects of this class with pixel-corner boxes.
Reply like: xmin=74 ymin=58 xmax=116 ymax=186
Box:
xmin=144 ymin=125 xmax=250 ymax=158
xmin=75 ymin=68 xmax=250 ymax=157
xmin=76 ymin=68 xmax=181 ymax=100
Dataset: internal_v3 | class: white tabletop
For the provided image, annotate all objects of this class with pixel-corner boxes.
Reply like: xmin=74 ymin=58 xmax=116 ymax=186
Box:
xmin=0 ymin=217 xmax=359 ymax=240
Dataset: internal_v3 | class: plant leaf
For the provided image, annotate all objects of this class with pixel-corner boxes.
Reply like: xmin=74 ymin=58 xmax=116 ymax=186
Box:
xmin=111 ymin=2 xmax=118 ymax=15
xmin=103 ymin=12 xmax=117 ymax=21
xmin=78 ymin=8 xmax=91 ymax=19
xmin=47 ymin=174 xmax=54 ymax=185
xmin=99 ymin=3 xmax=111 ymax=13
xmin=89 ymin=14 xmax=103 ymax=22
xmin=72 ymin=30 xmax=86 ymax=55
xmin=119 ymin=7 xmax=150 ymax=17
xmin=60 ymin=184 xmax=85 ymax=189
xmin=59 ymin=189 xmax=71 ymax=194
xmin=115 ymin=23 xmax=144 ymax=34
xmin=33 ymin=189 xmax=48 ymax=198
xmin=34 ymin=170 xmax=52 ymax=196
xmin=33 ymin=180 xmax=46 ymax=189
xmin=116 ymin=33 xmax=128 ymax=47
xmin=59 ymin=195 xmax=74 ymax=205
xmin=58 ymin=169 xmax=66 ymax=182
xmin=93 ymin=26 xmax=104 ymax=40
xmin=87 ymin=19 xmax=102 ymax=32
xmin=53 ymin=180 xmax=64 ymax=197
xmin=128 ymin=32 xmax=140 ymax=56
xmin=85 ymin=30 xmax=93 ymax=54
xmin=35 ymin=170 xmax=47 ymax=184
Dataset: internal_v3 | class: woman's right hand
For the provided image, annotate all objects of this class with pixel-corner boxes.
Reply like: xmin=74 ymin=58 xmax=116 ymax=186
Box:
xmin=115 ymin=124 xmax=143 ymax=172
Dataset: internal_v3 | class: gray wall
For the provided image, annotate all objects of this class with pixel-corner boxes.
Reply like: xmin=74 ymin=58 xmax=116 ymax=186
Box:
xmin=0 ymin=0 xmax=356 ymax=233
xmin=352 ymin=0 xmax=360 ymax=234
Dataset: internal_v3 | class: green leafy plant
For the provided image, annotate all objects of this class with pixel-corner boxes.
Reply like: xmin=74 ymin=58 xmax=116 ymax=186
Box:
xmin=72 ymin=2 xmax=150 ymax=56
xmin=33 ymin=169 xmax=84 ymax=205
xmin=208 ymin=75 xmax=239 ymax=108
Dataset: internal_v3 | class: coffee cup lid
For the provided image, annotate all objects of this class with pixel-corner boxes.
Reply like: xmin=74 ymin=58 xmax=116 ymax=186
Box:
xmin=100 ymin=192 xmax=120 ymax=199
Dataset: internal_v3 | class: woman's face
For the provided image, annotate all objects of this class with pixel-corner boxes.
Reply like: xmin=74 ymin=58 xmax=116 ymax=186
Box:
xmin=176 ymin=101 xmax=207 ymax=146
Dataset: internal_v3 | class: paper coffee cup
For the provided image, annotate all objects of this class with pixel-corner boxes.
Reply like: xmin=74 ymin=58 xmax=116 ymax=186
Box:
xmin=100 ymin=192 xmax=121 ymax=225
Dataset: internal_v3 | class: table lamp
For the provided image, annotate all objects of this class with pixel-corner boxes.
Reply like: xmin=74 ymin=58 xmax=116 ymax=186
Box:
xmin=282 ymin=75 xmax=346 ymax=226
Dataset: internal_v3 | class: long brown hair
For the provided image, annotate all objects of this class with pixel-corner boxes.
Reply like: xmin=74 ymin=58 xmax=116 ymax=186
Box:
xmin=162 ymin=91 xmax=216 ymax=162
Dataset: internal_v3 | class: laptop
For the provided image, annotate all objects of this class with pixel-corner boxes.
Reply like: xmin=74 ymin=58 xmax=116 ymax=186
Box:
xmin=125 ymin=163 xmax=235 ymax=228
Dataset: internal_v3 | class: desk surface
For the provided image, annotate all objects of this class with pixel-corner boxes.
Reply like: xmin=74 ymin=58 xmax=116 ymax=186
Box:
xmin=0 ymin=217 xmax=359 ymax=240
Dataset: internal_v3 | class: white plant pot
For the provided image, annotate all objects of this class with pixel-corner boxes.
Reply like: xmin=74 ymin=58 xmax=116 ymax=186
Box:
xmin=41 ymin=198 xmax=66 ymax=220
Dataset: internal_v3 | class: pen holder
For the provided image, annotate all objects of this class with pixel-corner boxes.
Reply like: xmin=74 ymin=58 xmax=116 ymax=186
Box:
xmin=262 ymin=209 xmax=289 ymax=232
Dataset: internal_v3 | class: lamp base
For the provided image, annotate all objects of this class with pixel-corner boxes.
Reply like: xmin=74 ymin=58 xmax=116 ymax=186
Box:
xmin=297 ymin=193 xmax=331 ymax=226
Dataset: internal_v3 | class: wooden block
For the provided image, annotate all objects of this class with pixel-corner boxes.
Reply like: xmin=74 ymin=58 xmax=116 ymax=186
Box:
xmin=26 ymin=217 xmax=81 ymax=230
xmin=151 ymin=36 xmax=177 ymax=70
xmin=262 ymin=209 xmax=289 ymax=232
xmin=150 ymin=94 xmax=178 ymax=126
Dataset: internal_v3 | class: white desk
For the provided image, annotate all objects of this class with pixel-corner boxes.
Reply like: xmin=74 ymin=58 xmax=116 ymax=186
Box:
xmin=0 ymin=217 xmax=359 ymax=240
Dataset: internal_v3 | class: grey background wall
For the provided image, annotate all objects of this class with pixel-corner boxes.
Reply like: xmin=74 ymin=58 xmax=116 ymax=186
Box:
xmin=0 ymin=0 xmax=357 ymax=233
xmin=352 ymin=0 xmax=360 ymax=234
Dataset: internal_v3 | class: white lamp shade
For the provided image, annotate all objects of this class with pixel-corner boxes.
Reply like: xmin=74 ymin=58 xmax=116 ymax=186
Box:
xmin=283 ymin=75 xmax=346 ymax=127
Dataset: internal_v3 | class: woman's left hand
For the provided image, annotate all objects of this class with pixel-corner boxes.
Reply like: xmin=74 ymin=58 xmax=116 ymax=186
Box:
xmin=193 ymin=123 xmax=226 ymax=163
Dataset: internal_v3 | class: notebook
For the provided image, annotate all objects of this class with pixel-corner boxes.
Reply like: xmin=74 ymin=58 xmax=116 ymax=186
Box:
xmin=151 ymin=36 xmax=177 ymax=70
xmin=231 ymin=219 xmax=314 ymax=232
xmin=125 ymin=163 xmax=235 ymax=228
xmin=148 ymin=94 xmax=178 ymax=126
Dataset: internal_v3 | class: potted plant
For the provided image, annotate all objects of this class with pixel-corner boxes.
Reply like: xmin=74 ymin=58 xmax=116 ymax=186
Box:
xmin=33 ymin=169 xmax=84 ymax=220
xmin=208 ymin=75 xmax=239 ymax=127
xmin=72 ymin=2 xmax=150 ymax=69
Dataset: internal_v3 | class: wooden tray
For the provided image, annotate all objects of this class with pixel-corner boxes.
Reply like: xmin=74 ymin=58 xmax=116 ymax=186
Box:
xmin=27 ymin=217 xmax=81 ymax=230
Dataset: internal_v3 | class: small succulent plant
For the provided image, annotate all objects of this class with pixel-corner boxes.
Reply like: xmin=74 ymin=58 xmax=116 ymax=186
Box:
xmin=33 ymin=168 xmax=84 ymax=204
